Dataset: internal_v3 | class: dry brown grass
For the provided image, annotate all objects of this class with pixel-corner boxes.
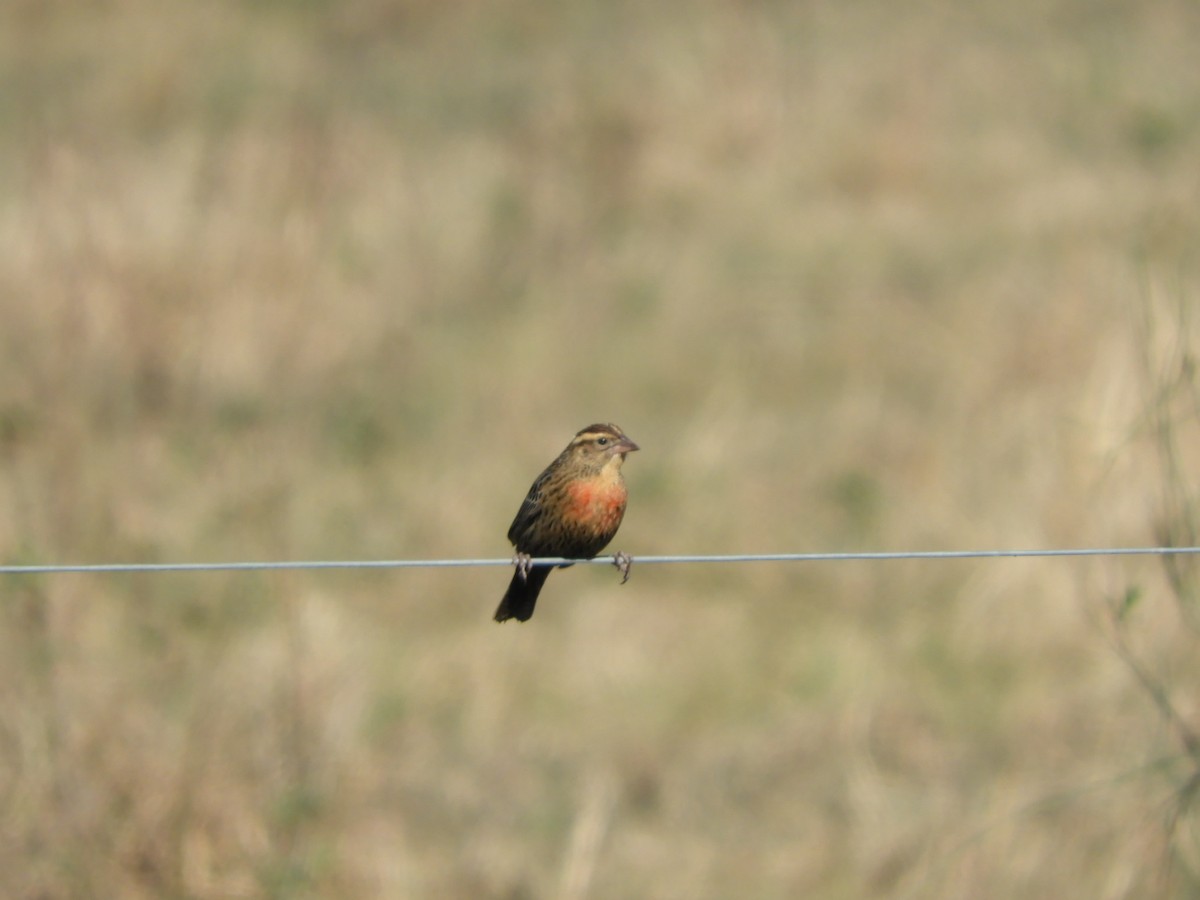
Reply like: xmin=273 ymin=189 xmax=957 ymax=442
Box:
xmin=3 ymin=0 xmax=1200 ymax=897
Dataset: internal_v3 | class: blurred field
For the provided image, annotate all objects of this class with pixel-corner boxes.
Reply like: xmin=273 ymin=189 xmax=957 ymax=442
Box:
xmin=3 ymin=0 xmax=1200 ymax=897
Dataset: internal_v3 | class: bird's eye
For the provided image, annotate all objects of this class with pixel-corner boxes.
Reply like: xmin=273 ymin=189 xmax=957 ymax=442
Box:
xmin=597 ymin=437 xmax=609 ymax=446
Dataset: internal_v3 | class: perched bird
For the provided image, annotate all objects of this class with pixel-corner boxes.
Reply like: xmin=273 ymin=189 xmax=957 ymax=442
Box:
xmin=494 ymin=423 xmax=639 ymax=623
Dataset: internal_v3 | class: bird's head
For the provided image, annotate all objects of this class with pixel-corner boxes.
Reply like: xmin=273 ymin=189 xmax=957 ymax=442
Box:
xmin=568 ymin=423 xmax=639 ymax=470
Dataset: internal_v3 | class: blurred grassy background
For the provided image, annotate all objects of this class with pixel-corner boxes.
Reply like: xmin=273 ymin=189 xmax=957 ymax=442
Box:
xmin=2 ymin=0 xmax=1200 ymax=897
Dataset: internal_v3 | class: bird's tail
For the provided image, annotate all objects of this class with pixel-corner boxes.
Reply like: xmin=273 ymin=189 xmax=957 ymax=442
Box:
xmin=494 ymin=565 xmax=552 ymax=622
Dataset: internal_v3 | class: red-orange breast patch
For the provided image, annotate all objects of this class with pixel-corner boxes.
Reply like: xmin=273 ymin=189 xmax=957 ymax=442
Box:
xmin=567 ymin=479 xmax=627 ymax=524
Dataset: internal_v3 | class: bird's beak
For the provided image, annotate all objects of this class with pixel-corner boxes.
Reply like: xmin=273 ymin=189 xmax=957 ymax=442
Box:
xmin=616 ymin=436 xmax=640 ymax=454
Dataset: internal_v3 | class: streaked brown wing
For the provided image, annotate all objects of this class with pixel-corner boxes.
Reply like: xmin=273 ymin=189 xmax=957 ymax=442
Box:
xmin=506 ymin=466 xmax=552 ymax=547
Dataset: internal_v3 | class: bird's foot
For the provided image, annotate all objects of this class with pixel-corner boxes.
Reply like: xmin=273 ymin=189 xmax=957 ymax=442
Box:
xmin=613 ymin=551 xmax=633 ymax=584
xmin=513 ymin=551 xmax=533 ymax=582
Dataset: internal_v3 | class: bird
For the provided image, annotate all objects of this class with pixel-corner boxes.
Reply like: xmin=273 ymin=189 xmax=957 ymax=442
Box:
xmin=494 ymin=423 xmax=639 ymax=623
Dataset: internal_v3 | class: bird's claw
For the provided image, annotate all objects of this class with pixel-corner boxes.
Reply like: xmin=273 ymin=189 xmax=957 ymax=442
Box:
xmin=513 ymin=552 xmax=533 ymax=582
xmin=613 ymin=551 xmax=632 ymax=584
